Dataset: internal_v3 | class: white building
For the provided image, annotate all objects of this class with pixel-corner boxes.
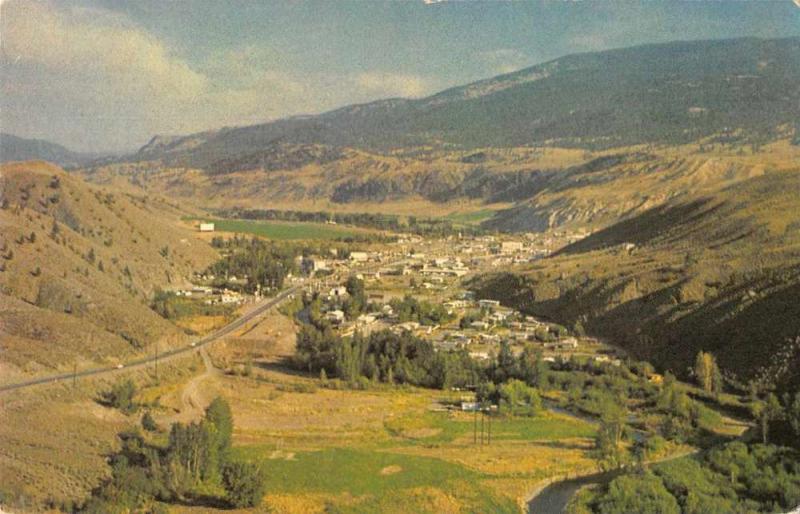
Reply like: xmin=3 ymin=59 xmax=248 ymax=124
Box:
xmin=329 ymin=286 xmax=348 ymax=298
xmin=199 ymin=223 xmax=215 ymax=232
xmin=326 ymin=310 xmax=345 ymax=324
xmin=478 ymin=299 xmax=501 ymax=309
xmin=349 ymin=252 xmax=369 ymax=262
xmin=501 ymin=241 xmax=523 ymax=253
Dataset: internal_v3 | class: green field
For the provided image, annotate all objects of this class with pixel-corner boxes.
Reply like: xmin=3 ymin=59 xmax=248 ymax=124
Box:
xmin=385 ymin=410 xmax=596 ymax=445
xmin=197 ymin=218 xmax=374 ymax=240
xmin=231 ymin=446 xmax=518 ymax=513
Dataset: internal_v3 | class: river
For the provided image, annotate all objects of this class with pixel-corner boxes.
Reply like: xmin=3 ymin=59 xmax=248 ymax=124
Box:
xmin=527 ymin=470 xmax=619 ymax=514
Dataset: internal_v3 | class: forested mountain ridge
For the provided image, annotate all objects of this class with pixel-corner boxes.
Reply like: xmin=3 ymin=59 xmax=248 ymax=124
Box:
xmin=116 ymin=37 xmax=799 ymax=170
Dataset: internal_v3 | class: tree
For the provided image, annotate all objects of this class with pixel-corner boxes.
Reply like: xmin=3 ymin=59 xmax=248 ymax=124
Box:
xmin=785 ymin=391 xmax=800 ymax=441
xmin=494 ymin=341 xmax=517 ymax=382
xmin=597 ymin=473 xmax=680 ymax=514
xmin=594 ymin=397 xmax=629 ymax=471
xmin=753 ymin=393 xmax=783 ymax=444
xmin=498 ymin=379 xmax=542 ymax=417
xmin=693 ymin=351 xmax=721 ymax=394
xmin=222 ymin=461 xmax=266 ymax=508
xmin=205 ymin=397 xmax=234 ymax=457
xmin=573 ymin=320 xmax=586 ymax=337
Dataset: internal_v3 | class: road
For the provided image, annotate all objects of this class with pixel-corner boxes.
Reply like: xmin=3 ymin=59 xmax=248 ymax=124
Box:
xmin=0 ymin=286 xmax=299 ymax=394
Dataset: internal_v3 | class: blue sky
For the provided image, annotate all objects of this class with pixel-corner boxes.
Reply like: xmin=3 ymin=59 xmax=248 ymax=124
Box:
xmin=2 ymin=0 xmax=799 ymax=152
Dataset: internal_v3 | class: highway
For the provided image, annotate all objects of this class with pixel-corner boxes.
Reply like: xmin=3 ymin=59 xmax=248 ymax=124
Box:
xmin=0 ymin=285 xmax=299 ymax=393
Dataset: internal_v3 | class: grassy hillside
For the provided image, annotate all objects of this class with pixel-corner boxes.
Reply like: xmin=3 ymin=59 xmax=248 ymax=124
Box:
xmin=0 ymin=161 xmax=218 ymax=382
xmin=471 ymin=161 xmax=800 ymax=391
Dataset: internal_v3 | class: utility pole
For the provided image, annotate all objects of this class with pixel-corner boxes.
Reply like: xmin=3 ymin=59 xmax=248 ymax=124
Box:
xmin=487 ymin=409 xmax=492 ymax=445
xmin=480 ymin=408 xmax=485 ymax=446
xmin=473 ymin=407 xmax=478 ymax=444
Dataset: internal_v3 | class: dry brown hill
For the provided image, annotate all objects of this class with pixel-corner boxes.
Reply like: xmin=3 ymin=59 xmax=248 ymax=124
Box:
xmin=0 ymin=161 xmax=217 ymax=383
xmin=471 ymin=152 xmax=800 ymax=390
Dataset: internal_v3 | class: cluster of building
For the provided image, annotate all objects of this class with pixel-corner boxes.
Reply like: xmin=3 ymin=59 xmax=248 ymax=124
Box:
xmin=172 ymin=285 xmax=246 ymax=305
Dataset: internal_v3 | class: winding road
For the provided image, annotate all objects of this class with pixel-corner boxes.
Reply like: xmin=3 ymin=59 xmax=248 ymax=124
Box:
xmin=0 ymin=286 xmax=299 ymax=394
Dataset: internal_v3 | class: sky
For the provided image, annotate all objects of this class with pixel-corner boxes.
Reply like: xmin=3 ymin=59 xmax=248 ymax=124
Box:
xmin=1 ymin=0 xmax=799 ymax=153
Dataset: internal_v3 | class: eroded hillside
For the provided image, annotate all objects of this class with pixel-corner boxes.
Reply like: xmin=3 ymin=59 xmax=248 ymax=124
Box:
xmin=0 ymin=161 xmax=217 ymax=382
xmin=471 ymin=156 xmax=800 ymax=390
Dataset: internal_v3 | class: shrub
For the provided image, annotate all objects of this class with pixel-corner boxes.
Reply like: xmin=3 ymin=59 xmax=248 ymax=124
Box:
xmin=104 ymin=379 xmax=137 ymax=414
xmin=222 ymin=460 xmax=266 ymax=508
xmin=141 ymin=411 xmax=158 ymax=432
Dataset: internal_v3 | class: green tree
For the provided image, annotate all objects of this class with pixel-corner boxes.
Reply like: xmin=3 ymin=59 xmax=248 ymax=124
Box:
xmin=222 ymin=461 xmax=266 ymax=508
xmin=498 ymin=379 xmax=542 ymax=417
xmin=753 ymin=393 xmax=783 ymax=444
xmin=594 ymin=397 xmax=629 ymax=471
xmin=597 ymin=473 xmax=680 ymax=514
xmin=693 ymin=351 xmax=721 ymax=394
xmin=205 ymin=397 xmax=234 ymax=457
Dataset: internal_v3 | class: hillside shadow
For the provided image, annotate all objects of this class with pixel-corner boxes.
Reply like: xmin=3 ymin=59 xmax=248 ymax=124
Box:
xmin=555 ymin=198 xmax=722 ymax=256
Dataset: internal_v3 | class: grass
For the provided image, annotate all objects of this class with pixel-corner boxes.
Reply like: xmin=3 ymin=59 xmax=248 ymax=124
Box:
xmin=385 ymin=410 xmax=596 ymax=445
xmin=192 ymin=218 xmax=375 ymax=240
xmin=231 ymin=446 xmax=518 ymax=513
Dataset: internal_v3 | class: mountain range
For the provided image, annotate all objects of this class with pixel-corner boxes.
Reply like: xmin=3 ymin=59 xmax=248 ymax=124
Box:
xmin=118 ymin=37 xmax=800 ymax=170
xmin=0 ymin=133 xmax=98 ymax=168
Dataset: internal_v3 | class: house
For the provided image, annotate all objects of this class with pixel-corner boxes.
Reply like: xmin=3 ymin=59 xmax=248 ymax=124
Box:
xmin=219 ymin=292 xmax=242 ymax=304
xmin=461 ymin=401 xmax=480 ymax=411
xmin=356 ymin=314 xmax=376 ymax=325
xmin=501 ymin=241 xmax=523 ymax=253
xmin=329 ymin=286 xmax=348 ymax=298
xmin=394 ymin=321 xmax=420 ymax=333
xmin=326 ymin=310 xmax=345 ymax=324
xmin=199 ymin=222 xmax=215 ymax=232
xmin=469 ymin=351 xmax=490 ymax=360
xmin=478 ymin=299 xmax=500 ymax=310
xmin=470 ymin=321 xmax=490 ymax=330
xmin=301 ymin=257 xmax=328 ymax=274
xmin=349 ymin=252 xmax=369 ymax=262
xmin=489 ymin=311 xmax=508 ymax=323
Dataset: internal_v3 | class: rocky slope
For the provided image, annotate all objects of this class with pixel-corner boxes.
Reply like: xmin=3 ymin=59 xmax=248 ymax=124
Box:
xmin=471 ymin=152 xmax=800 ymax=390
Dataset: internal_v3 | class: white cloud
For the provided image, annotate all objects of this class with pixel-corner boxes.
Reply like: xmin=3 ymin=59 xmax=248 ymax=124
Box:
xmin=0 ymin=1 xmax=438 ymax=152
xmin=2 ymin=1 xmax=207 ymax=102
